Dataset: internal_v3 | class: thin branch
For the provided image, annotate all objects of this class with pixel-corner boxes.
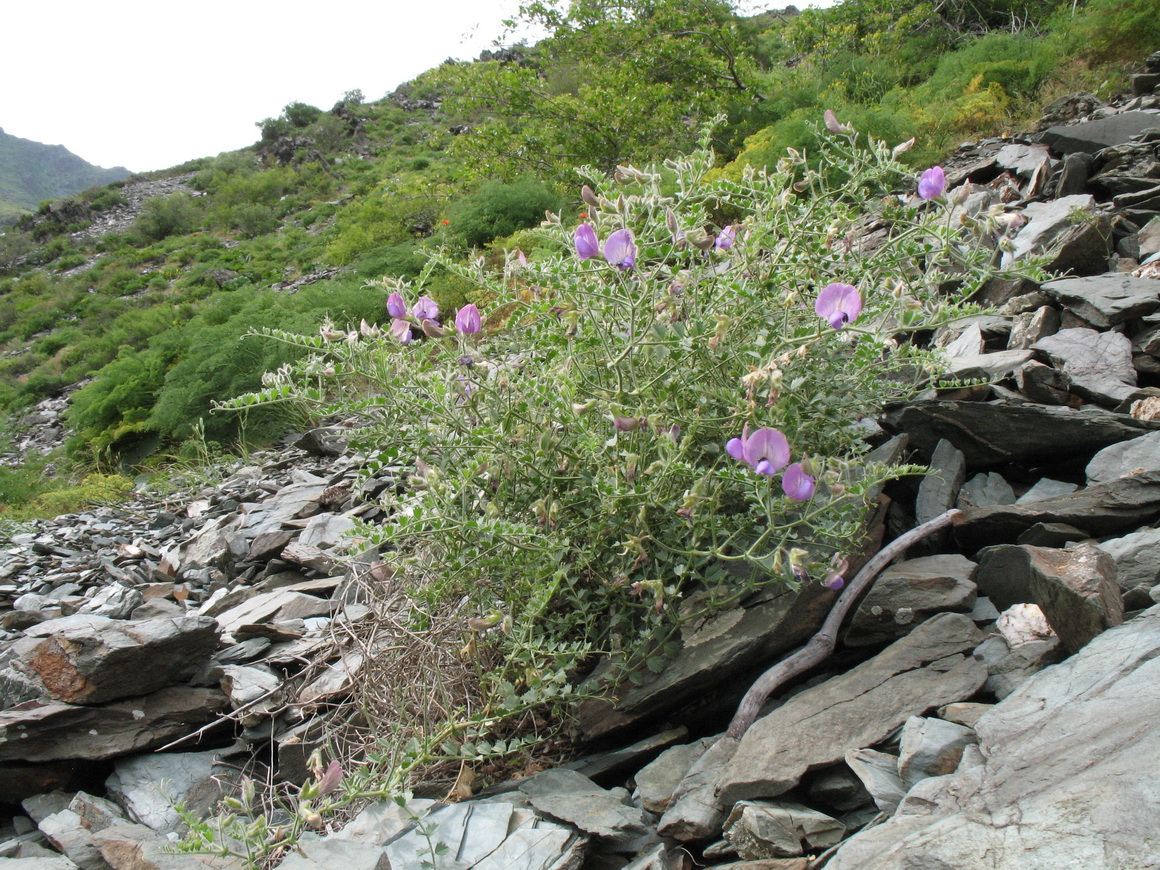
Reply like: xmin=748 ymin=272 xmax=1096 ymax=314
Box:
xmin=726 ymin=509 xmax=962 ymax=739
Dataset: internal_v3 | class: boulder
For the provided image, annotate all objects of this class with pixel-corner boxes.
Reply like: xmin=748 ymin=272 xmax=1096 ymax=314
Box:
xmin=844 ymin=555 xmax=977 ymax=647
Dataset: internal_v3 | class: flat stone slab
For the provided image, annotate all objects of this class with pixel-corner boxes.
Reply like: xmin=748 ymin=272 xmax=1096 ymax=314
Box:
xmin=844 ymin=555 xmax=977 ymax=647
xmin=880 ymin=400 xmax=1160 ymax=468
xmin=1032 ymin=328 xmax=1136 ymax=406
xmin=827 ymin=605 xmax=1160 ymax=870
xmin=1086 ymin=430 xmax=1160 ymax=485
xmin=1041 ymin=274 xmax=1160 ymax=329
xmin=1040 ymin=110 xmax=1160 ymax=155
xmin=715 ymin=614 xmax=986 ymax=806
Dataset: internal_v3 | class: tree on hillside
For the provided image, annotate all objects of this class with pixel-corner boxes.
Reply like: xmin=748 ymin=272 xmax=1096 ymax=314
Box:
xmin=434 ymin=0 xmax=759 ymax=181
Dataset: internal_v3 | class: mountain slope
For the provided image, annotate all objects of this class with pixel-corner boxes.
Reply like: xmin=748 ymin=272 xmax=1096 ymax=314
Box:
xmin=0 ymin=127 xmax=131 ymax=224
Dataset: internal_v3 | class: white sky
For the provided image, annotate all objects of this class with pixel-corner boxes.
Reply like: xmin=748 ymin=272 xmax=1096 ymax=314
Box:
xmin=2 ymin=0 xmax=833 ymax=173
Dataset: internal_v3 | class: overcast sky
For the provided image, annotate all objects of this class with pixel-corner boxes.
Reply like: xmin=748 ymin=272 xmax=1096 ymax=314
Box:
xmin=3 ymin=0 xmax=832 ymax=173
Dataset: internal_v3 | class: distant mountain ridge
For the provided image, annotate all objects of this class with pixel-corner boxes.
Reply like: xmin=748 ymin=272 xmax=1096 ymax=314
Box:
xmin=0 ymin=127 xmax=131 ymax=225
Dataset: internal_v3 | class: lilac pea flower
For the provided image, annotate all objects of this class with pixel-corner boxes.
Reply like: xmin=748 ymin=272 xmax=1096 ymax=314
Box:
xmin=604 ymin=228 xmax=636 ymax=270
xmin=742 ymin=427 xmax=791 ymax=476
xmin=574 ymin=223 xmax=599 ymax=260
xmin=781 ymin=463 xmax=815 ymax=501
xmin=918 ymin=166 xmax=946 ymax=201
xmin=390 ymin=319 xmax=413 ymax=345
xmin=387 ymin=292 xmax=407 ymax=320
xmin=412 ymin=296 xmax=439 ymax=322
xmin=822 ymin=573 xmax=846 ymax=590
xmin=726 ymin=436 xmax=747 ymax=461
xmin=715 ymin=225 xmax=736 ymax=251
xmin=455 ymin=303 xmax=481 ymax=335
xmin=815 ymin=283 xmax=862 ymax=330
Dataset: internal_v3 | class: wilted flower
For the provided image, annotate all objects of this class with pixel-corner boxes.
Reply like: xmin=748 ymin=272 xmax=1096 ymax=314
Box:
xmin=822 ymin=556 xmax=848 ymax=590
xmin=412 ymin=296 xmax=439 ymax=322
xmin=612 ymin=414 xmax=643 ymax=432
xmin=387 ymin=292 xmax=407 ymax=319
xmin=781 ymin=463 xmax=815 ymax=501
xmin=892 ymin=137 xmax=916 ymax=158
xmin=604 ymin=228 xmax=636 ymax=270
xmin=918 ymin=166 xmax=946 ymax=200
xmin=359 ymin=318 xmax=379 ymax=338
xmin=320 ymin=326 xmax=343 ymax=341
xmin=390 ymin=319 xmax=413 ymax=345
xmin=581 ymin=185 xmax=600 ymax=208
xmin=824 ymin=109 xmax=851 ymax=134
xmin=574 ymin=223 xmax=599 ymax=260
xmin=715 ymin=225 xmax=736 ymax=251
xmin=455 ymin=303 xmax=481 ymax=334
xmin=815 ymin=283 xmax=862 ymax=329
xmin=317 ymin=760 xmax=343 ymax=796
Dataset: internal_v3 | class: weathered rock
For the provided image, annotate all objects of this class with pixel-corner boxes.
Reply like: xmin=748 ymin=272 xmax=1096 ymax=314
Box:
xmin=657 ymin=736 xmax=739 ymax=842
xmin=1015 ymin=478 xmax=1078 ymax=503
xmin=1056 ymin=151 xmax=1093 ymax=196
xmin=844 ymin=748 xmax=906 ymax=815
xmin=954 ymin=470 xmax=1160 ymax=551
xmin=880 ymin=399 xmax=1160 ymax=468
xmin=723 ymin=801 xmax=845 ymax=859
xmin=1041 ymin=274 xmax=1160 ymax=329
xmin=936 ymin=702 xmax=993 ymax=729
xmin=1032 ymin=328 xmax=1136 ymax=406
xmin=634 ymin=738 xmax=713 ymax=814
xmin=1006 ymin=306 xmax=1059 ymax=349
xmin=1015 ymin=521 xmax=1088 ymax=547
xmin=715 ymin=614 xmax=986 ymax=805
xmin=954 ymin=473 xmax=1015 ymax=510
xmin=76 ymin=585 xmax=143 ymax=619
xmin=844 ymin=555 xmax=977 ymax=647
xmin=276 ymin=838 xmax=388 ymax=870
xmin=1015 ymin=359 xmax=1072 ymax=404
xmin=1024 ymin=543 xmax=1123 ymax=653
xmin=980 ymin=634 xmax=1064 ymax=699
xmin=0 ymin=686 xmax=229 ymax=763
xmin=1002 ymin=195 xmax=1099 ymax=268
xmin=827 ymin=605 xmax=1160 ymax=870
xmin=105 ymin=750 xmax=233 ymax=833
xmin=914 ymin=440 xmax=966 ymax=526
xmin=1086 ymin=430 xmax=1160 ymax=484
xmin=91 ymin=821 xmax=244 ymax=869
xmin=897 ymin=716 xmax=976 ymax=790
xmin=1040 ymin=110 xmax=1160 ymax=154
xmin=519 ymin=769 xmax=651 ymax=844
xmin=944 ymin=350 xmax=1034 ymax=382
xmin=1096 ymin=526 xmax=1160 ymax=589
xmin=805 ymin=765 xmax=871 ymax=813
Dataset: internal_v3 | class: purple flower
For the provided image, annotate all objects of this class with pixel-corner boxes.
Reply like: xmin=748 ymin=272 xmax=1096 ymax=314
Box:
xmin=317 ymin=761 xmax=343 ymax=796
xmin=824 ymin=109 xmax=850 ymax=134
xmin=412 ymin=296 xmax=439 ymax=322
xmin=742 ymin=427 xmax=791 ymax=476
xmin=612 ymin=415 xmax=642 ymax=432
xmin=726 ymin=436 xmax=747 ymax=461
xmin=822 ymin=573 xmax=845 ymax=591
xmin=918 ymin=166 xmax=946 ymax=201
xmin=574 ymin=223 xmax=599 ymax=260
xmin=387 ymin=292 xmax=407 ymax=320
xmin=390 ymin=319 xmax=413 ymax=345
xmin=715 ymin=225 xmax=736 ymax=251
xmin=455 ymin=303 xmax=481 ymax=335
xmin=604 ymin=228 xmax=636 ymax=270
xmin=781 ymin=463 xmax=815 ymax=501
xmin=815 ymin=283 xmax=862 ymax=330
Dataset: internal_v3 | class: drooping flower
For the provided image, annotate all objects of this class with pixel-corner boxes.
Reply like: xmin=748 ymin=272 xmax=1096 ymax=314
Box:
xmin=412 ymin=296 xmax=439 ymax=322
xmin=715 ymin=225 xmax=736 ymax=251
xmin=581 ymin=185 xmax=600 ymax=208
xmin=604 ymin=228 xmax=636 ymax=270
xmin=390 ymin=319 xmax=413 ymax=345
xmin=822 ymin=573 xmax=846 ymax=590
xmin=742 ymin=427 xmax=791 ymax=476
xmin=455 ymin=303 xmax=481 ymax=335
xmin=824 ymin=109 xmax=850 ymax=134
xmin=781 ymin=463 xmax=816 ymax=501
xmin=317 ymin=761 xmax=343 ymax=797
xmin=574 ymin=223 xmax=599 ymax=260
xmin=815 ymin=283 xmax=862 ymax=330
xmin=612 ymin=414 xmax=643 ymax=432
xmin=726 ymin=435 xmax=747 ymax=462
xmin=387 ymin=292 xmax=407 ymax=320
xmin=918 ymin=166 xmax=946 ymax=201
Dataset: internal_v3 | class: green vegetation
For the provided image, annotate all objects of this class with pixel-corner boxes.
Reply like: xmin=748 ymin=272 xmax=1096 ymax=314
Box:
xmin=0 ymin=0 xmax=1152 ymax=499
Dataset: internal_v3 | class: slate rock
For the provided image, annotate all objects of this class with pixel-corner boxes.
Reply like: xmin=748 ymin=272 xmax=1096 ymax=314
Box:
xmin=936 ymin=702 xmax=993 ymax=729
xmin=1096 ymin=526 xmax=1160 ymax=589
xmin=1006 ymin=306 xmax=1059 ymax=349
xmin=897 ymin=716 xmax=976 ymax=790
xmin=943 ymin=350 xmax=1033 ymax=382
xmin=1032 ymin=328 xmax=1136 ymax=406
xmin=880 ymin=399 xmax=1160 ymax=468
xmin=277 ymin=838 xmax=388 ymax=870
xmin=915 ymin=440 xmax=966 ymax=526
xmin=8 ymin=614 xmax=220 ymax=705
xmin=1015 ymin=359 xmax=1072 ymax=404
xmin=1015 ymin=478 xmax=1079 ymax=503
xmin=845 ymin=748 xmax=907 ymax=816
xmin=1056 ymin=151 xmax=1093 ymax=196
xmin=827 ymin=605 xmax=1160 ymax=870
xmin=1001 ymin=194 xmax=1096 ymax=268
xmin=954 ymin=469 xmax=1160 ymax=551
xmin=955 ymin=473 xmax=1015 ymax=510
xmin=1040 ymin=110 xmax=1160 ymax=154
xmin=91 ymin=821 xmax=244 ymax=869
xmin=805 ymin=765 xmax=871 ymax=813
xmin=844 ymin=555 xmax=977 ymax=647
xmin=1024 ymin=543 xmax=1123 ymax=653
xmin=1086 ymin=430 xmax=1160 ymax=484
xmin=105 ymin=750 xmax=233 ymax=833
xmin=1040 ymin=274 xmax=1160 ymax=329
xmin=715 ymin=614 xmax=986 ymax=806
xmin=0 ymin=857 xmax=80 ymax=869
xmin=723 ymin=801 xmax=845 ymax=859
xmin=634 ymin=738 xmax=713 ymax=814
xmin=657 ymin=736 xmax=739 ymax=842
xmin=519 ymin=769 xmax=651 ymax=844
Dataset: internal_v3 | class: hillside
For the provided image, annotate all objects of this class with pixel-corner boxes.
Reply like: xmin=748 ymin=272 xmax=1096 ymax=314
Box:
xmin=0 ymin=127 xmax=130 ymax=225
xmin=0 ymin=0 xmax=1156 ymax=505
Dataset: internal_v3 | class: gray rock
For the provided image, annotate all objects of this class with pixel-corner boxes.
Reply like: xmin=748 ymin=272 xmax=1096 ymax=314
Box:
xmin=77 ymin=585 xmax=143 ymax=619
xmin=995 ymin=143 xmax=1051 ymax=178
xmin=1041 ymin=274 xmax=1160 ymax=329
xmin=1096 ymin=527 xmax=1160 ymax=589
xmin=1024 ymin=543 xmax=1123 ymax=653
xmin=954 ymin=469 xmax=1160 ymax=551
xmin=1002 ymin=195 xmax=1096 ymax=268
xmin=7 ymin=614 xmax=220 ymax=705
xmin=1006 ymin=306 xmax=1059 ymax=349
xmin=1056 ymin=151 xmax=1093 ymax=196
xmin=723 ymin=800 xmax=845 ymax=859
xmin=1015 ymin=359 xmax=1072 ymax=404
xmin=1040 ymin=110 xmax=1160 ymax=154
xmin=1032 ymin=328 xmax=1136 ymax=405
xmin=1015 ymin=478 xmax=1079 ymax=503
xmin=936 ymin=702 xmax=993 ymax=728
xmin=0 ymin=857 xmax=80 ymax=869
xmin=634 ymin=738 xmax=713 ymax=814
xmin=277 ymin=838 xmax=388 ymax=870
xmin=844 ymin=555 xmax=977 ymax=647
xmin=806 ymin=765 xmax=871 ymax=813
xmin=1015 ymin=521 xmax=1088 ymax=547
xmin=1086 ymin=430 xmax=1160 ymax=484
xmin=955 ymin=473 xmax=1015 ymax=510
xmin=844 ymin=749 xmax=906 ymax=815
xmin=519 ymin=769 xmax=650 ymax=844
xmin=944 ymin=350 xmax=1033 ymax=382
xmin=985 ymin=635 xmax=1066 ymax=699
xmin=657 ymin=735 xmax=739 ymax=842
xmin=105 ymin=750 xmax=233 ymax=833
xmin=91 ymin=821 xmax=244 ymax=869
xmin=827 ymin=605 xmax=1160 ymax=870
xmin=715 ymin=614 xmax=987 ymax=805
xmin=897 ymin=716 xmax=976 ymax=790
xmin=330 ymin=798 xmax=436 ymax=846
xmin=880 ymin=399 xmax=1160 ymax=468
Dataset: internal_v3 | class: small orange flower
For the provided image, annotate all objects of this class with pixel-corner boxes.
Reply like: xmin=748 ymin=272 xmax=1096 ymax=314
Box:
xmin=442 ymin=219 xmax=450 ymax=225
xmin=579 ymin=212 xmax=588 ymax=219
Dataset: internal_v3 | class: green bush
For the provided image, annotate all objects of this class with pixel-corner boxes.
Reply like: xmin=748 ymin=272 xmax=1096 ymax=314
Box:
xmin=134 ymin=194 xmax=200 ymax=242
xmin=447 ymin=179 xmax=561 ymax=248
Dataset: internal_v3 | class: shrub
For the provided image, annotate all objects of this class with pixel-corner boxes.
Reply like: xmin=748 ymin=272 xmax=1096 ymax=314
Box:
xmin=134 ymin=194 xmax=200 ymax=242
xmin=447 ymin=179 xmax=561 ymax=248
